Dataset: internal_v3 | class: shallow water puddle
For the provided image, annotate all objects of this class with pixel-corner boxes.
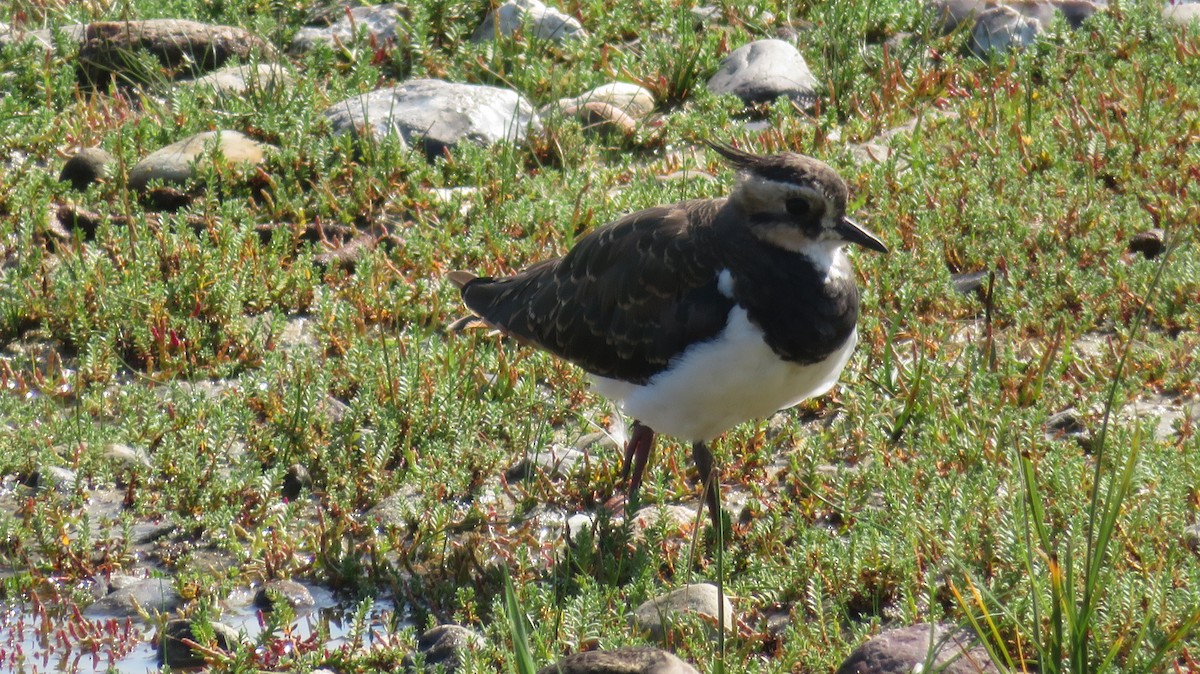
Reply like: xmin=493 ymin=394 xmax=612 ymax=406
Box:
xmin=0 ymin=584 xmax=400 ymax=673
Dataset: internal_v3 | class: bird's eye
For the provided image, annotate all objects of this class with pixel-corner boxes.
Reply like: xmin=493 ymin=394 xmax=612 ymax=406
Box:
xmin=786 ymin=198 xmax=812 ymax=219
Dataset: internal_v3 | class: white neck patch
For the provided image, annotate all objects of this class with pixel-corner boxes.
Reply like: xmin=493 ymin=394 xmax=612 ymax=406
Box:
xmin=754 ymin=226 xmax=850 ymax=283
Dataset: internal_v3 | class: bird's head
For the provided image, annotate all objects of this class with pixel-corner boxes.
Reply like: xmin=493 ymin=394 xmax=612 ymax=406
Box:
xmin=709 ymin=142 xmax=889 ymax=256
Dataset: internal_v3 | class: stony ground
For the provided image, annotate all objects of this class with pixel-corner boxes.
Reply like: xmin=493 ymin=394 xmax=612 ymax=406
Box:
xmin=1 ymin=1 xmax=1199 ymax=673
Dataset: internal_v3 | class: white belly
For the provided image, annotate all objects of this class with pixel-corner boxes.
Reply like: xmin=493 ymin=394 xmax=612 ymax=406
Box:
xmin=589 ymin=307 xmax=857 ymax=441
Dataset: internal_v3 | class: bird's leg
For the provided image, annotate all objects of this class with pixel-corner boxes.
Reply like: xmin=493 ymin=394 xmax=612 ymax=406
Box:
xmin=692 ymin=441 xmax=722 ymax=533
xmin=621 ymin=421 xmax=655 ymax=504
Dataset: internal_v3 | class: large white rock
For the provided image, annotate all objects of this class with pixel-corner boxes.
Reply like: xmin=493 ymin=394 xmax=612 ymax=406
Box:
xmin=707 ymin=39 xmax=818 ymax=106
xmin=472 ymin=0 xmax=587 ymax=42
xmin=323 ymin=79 xmax=541 ymax=159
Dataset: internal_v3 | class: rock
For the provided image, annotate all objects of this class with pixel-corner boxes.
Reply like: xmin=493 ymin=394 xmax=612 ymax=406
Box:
xmin=60 ymin=147 xmax=116 ymax=190
xmin=0 ymin=23 xmax=87 ymax=51
xmin=1022 ymin=1 xmax=1101 ymax=29
xmin=1165 ymin=4 xmax=1200 ymax=25
xmin=1128 ymin=228 xmax=1165 ymax=260
xmin=128 ymin=130 xmax=273 ymax=192
xmin=1045 ymin=407 xmax=1088 ymax=440
xmin=25 ymin=466 xmax=77 ymax=493
xmin=402 ymin=624 xmax=485 ymax=674
xmin=1122 ymin=395 xmax=1200 ymax=441
xmin=291 ymin=4 xmax=408 ymax=52
xmin=76 ymin=19 xmax=274 ymax=85
xmin=536 ymin=648 xmax=699 ymax=674
xmin=554 ymin=81 xmax=655 ymax=121
xmin=1184 ymin=523 xmax=1200 ymax=553
xmin=253 ymin=579 xmax=316 ymax=610
xmin=184 ymin=63 xmax=293 ymax=96
xmin=472 ymin=0 xmax=588 ymax=43
xmin=970 ymin=6 xmax=1042 ymax=57
xmin=928 ymin=0 xmax=997 ymax=33
xmin=835 ymin=623 xmax=998 ymax=674
xmin=278 ymin=316 xmax=321 ymax=352
xmin=930 ymin=0 xmax=1099 ymax=33
xmin=158 ymin=618 xmax=242 ymax=668
xmin=707 ymin=39 xmax=818 ymax=106
xmin=561 ymin=102 xmax=638 ymax=136
xmin=507 ymin=445 xmax=585 ymax=481
xmin=630 ymin=504 xmax=698 ymax=537
xmin=318 ymin=395 xmax=351 ymax=424
xmin=282 ymin=463 xmax=312 ymax=500
xmin=367 ymin=485 xmax=423 ymax=528
xmin=304 ymin=0 xmax=370 ymax=26
xmin=566 ymin=512 xmax=596 ymax=538
xmin=324 ymin=79 xmax=540 ymax=159
xmin=631 ymin=583 xmax=733 ymax=641
xmin=691 ymin=6 xmax=723 ymax=26
xmin=86 ymin=575 xmax=183 ymax=617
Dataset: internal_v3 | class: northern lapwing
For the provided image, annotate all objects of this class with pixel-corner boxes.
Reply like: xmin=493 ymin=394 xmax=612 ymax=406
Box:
xmin=448 ymin=142 xmax=888 ymax=532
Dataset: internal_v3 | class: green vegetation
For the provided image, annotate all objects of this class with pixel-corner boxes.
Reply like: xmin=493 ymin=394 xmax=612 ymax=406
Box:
xmin=0 ymin=0 xmax=1197 ymax=672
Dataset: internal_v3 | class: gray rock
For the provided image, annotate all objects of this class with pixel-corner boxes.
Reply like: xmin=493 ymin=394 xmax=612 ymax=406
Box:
xmin=324 ymin=79 xmax=540 ymax=159
xmin=970 ymin=6 xmax=1042 ymax=56
xmin=86 ymin=575 xmax=183 ymax=617
xmin=631 ymin=583 xmax=733 ymax=641
xmin=558 ymin=102 xmax=636 ymax=136
xmin=630 ymin=504 xmax=699 ymax=537
xmin=28 ymin=465 xmax=77 ymax=493
xmin=278 ymin=316 xmax=321 ymax=352
xmin=1045 ymin=407 xmax=1086 ymax=437
xmin=691 ymin=6 xmax=723 ymax=26
xmin=555 ymin=82 xmax=656 ymax=119
xmin=1021 ymin=1 xmax=1101 ymax=29
xmin=1184 ymin=523 xmax=1200 ymax=553
xmin=282 ymin=463 xmax=312 ymax=500
xmin=184 ymin=63 xmax=293 ymax=96
xmin=76 ymin=19 xmax=275 ymax=85
xmin=128 ymin=130 xmax=273 ymax=192
xmin=304 ymin=0 xmax=370 ymax=26
xmin=367 ymin=485 xmax=423 ymax=528
xmin=60 ymin=147 xmax=116 ymax=190
xmin=0 ymin=23 xmax=86 ymax=51
xmin=158 ymin=618 xmax=242 ymax=668
xmin=291 ymin=4 xmax=408 ymax=52
xmin=507 ymin=444 xmax=585 ymax=481
xmin=472 ymin=0 xmax=588 ymax=43
xmin=552 ymin=82 xmax=657 ymax=131
xmin=930 ymin=0 xmax=1100 ymax=33
xmin=1122 ymin=395 xmax=1200 ymax=440
xmin=253 ymin=579 xmax=316 ymax=610
xmin=537 ymin=648 xmax=699 ymax=674
xmin=1128 ymin=228 xmax=1165 ymax=260
xmin=1165 ymin=4 xmax=1200 ymax=25
xmin=402 ymin=624 xmax=485 ymax=674
xmin=836 ymin=623 xmax=999 ymax=674
xmin=707 ymin=39 xmax=818 ymax=106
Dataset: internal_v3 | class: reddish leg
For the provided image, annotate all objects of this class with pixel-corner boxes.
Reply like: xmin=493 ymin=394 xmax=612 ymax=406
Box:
xmin=692 ymin=441 xmax=722 ymax=533
xmin=621 ymin=421 xmax=656 ymax=503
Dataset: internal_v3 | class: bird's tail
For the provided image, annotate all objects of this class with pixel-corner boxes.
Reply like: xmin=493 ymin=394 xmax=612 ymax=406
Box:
xmin=446 ymin=270 xmax=478 ymax=289
xmin=446 ymin=270 xmax=492 ymax=332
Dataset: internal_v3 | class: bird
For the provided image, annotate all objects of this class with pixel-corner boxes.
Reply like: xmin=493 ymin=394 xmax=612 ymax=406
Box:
xmin=447 ymin=142 xmax=888 ymax=532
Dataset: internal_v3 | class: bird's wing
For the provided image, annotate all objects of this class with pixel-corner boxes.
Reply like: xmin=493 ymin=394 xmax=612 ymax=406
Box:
xmin=457 ymin=199 xmax=736 ymax=383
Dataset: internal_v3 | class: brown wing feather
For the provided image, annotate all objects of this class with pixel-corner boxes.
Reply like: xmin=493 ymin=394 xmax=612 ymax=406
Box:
xmin=456 ymin=199 xmax=736 ymax=383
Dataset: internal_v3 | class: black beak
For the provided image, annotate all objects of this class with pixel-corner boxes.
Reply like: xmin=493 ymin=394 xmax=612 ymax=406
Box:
xmin=836 ymin=217 xmax=889 ymax=253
